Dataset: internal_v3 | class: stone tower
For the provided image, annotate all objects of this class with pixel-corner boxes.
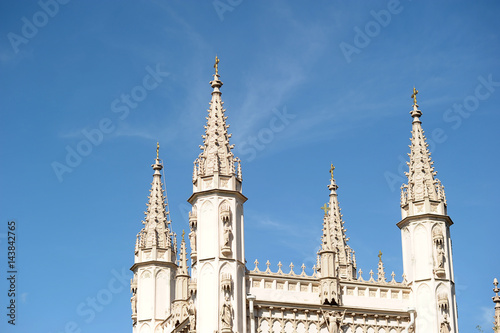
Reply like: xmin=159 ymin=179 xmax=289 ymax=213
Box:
xmin=398 ymin=90 xmax=459 ymax=332
xmin=188 ymin=58 xmax=247 ymax=333
xmin=130 ymin=147 xmax=177 ymax=333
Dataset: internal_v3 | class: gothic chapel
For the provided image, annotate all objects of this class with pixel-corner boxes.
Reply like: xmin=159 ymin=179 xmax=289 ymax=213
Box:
xmin=129 ymin=59 xmax=459 ymax=333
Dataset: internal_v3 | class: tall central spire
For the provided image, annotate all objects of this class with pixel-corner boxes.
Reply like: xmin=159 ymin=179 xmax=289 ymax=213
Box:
xmin=187 ymin=58 xmax=247 ymax=333
xmin=400 ymin=89 xmax=447 ymax=218
xmin=194 ymin=56 xmax=240 ymax=179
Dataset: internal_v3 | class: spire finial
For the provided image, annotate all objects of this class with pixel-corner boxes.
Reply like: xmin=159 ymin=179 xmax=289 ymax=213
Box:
xmin=411 ymin=87 xmax=419 ymax=105
xmin=493 ymin=278 xmax=500 ymax=330
xmin=330 ymin=163 xmax=335 ymax=181
xmin=156 ymin=142 xmax=160 ymax=160
xmin=493 ymin=277 xmax=500 ymax=303
xmin=182 ymin=229 xmax=185 ymax=241
xmin=378 ymin=250 xmax=383 ymax=261
xmin=214 ymin=55 xmax=220 ymax=76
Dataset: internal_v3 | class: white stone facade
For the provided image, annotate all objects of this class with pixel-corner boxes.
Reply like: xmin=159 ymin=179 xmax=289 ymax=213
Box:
xmin=130 ymin=67 xmax=459 ymax=333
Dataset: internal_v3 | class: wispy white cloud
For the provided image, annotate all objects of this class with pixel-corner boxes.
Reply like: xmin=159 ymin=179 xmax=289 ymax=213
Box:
xmin=111 ymin=123 xmax=156 ymax=140
xmin=478 ymin=306 xmax=495 ymax=331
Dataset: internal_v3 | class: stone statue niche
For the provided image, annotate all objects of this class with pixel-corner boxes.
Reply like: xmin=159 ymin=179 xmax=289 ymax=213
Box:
xmin=220 ymin=294 xmax=233 ymax=333
xmin=187 ymin=299 xmax=196 ymax=333
xmin=439 ymin=313 xmax=451 ymax=333
xmin=432 ymin=226 xmax=446 ymax=278
xmin=189 ymin=207 xmax=197 ymax=260
xmin=130 ymin=274 xmax=138 ymax=323
xmin=220 ymin=202 xmax=232 ymax=257
xmin=438 ymin=290 xmax=450 ymax=333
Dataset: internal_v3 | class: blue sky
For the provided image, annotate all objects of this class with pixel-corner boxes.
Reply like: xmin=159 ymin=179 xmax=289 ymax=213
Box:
xmin=0 ymin=1 xmax=499 ymax=332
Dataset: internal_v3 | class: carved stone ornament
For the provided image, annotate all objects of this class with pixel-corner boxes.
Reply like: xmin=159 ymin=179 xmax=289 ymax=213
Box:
xmin=220 ymin=203 xmax=233 ymax=256
xmin=440 ymin=314 xmax=451 ymax=333
xmin=131 ymin=293 xmax=137 ymax=318
xmin=433 ymin=226 xmax=446 ymax=277
xmin=130 ymin=274 xmax=138 ymax=321
xmin=320 ymin=279 xmax=339 ymax=305
xmin=220 ymin=202 xmax=231 ymax=224
xmin=433 ymin=226 xmax=444 ymax=245
xmin=189 ymin=230 xmax=197 ymax=256
xmin=220 ymin=295 xmax=233 ymax=333
xmin=221 ymin=273 xmax=232 ymax=294
xmin=189 ymin=209 xmax=197 ymax=259
xmin=320 ymin=310 xmax=345 ymax=333
xmin=187 ymin=299 xmax=196 ymax=332
xmin=188 ymin=278 xmax=197 ymax=296
xmin=438 ymin=292 xmax=449 ymax=312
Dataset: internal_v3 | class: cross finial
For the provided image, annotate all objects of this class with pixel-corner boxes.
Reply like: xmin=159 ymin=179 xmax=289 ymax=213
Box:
xmin=156 ymin=142 xmax=160 ymax=160
xmin=330 ymin=163 xmax=335 ymax=180
xmin=411 ymin=87 xmax=418 ymax=105
xmin=378 ymin=250 xmax=383 ymax=261
xmin=214 ymin=55 xmax=220 ymax=75
xmin=182 ymin=229 xmax=185 ymax=240
xmin=321 ymin=203 xmax=329 ymax=216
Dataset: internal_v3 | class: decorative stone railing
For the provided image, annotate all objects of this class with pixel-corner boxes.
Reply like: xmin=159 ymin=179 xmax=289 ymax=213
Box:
xmin=250 ymin=259 xmax=317 ymax=279
xmin=250 ymin=259 xmax=408 ymax=286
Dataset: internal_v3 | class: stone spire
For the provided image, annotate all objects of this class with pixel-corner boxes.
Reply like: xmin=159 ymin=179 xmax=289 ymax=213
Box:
xmin=400 ymin=88 xmax=447 ymax=218
xmin=377 ymin=250 xmax=386 ymax=283
xmin=137 ymin=143 xmax=175 ymax=253
xmin=174 ymin=231 xmax=190 ymax=302
xmin=321 ymin=165 xmax=356 ymax=280
xmin=193 ymin=57 xmax=241 ymax=180
xmin=178 ymin=231 xmax=188 ymax=276
xmin=493 ymin=278 xmax=500 ymax=332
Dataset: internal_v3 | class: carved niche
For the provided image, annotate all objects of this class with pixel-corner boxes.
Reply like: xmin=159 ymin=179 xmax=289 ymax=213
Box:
xmin=220 ymin=295 xmax=233 ymax=333
xmin=189 ymin=207 xmax=198 ymax=260
xmin=432 ymin=225 xmax=446 ymax=278
xmin=130 ymin=273 xmax=138 ymax=322
xmin=220 ymin=201 xmax=232 ymax=257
